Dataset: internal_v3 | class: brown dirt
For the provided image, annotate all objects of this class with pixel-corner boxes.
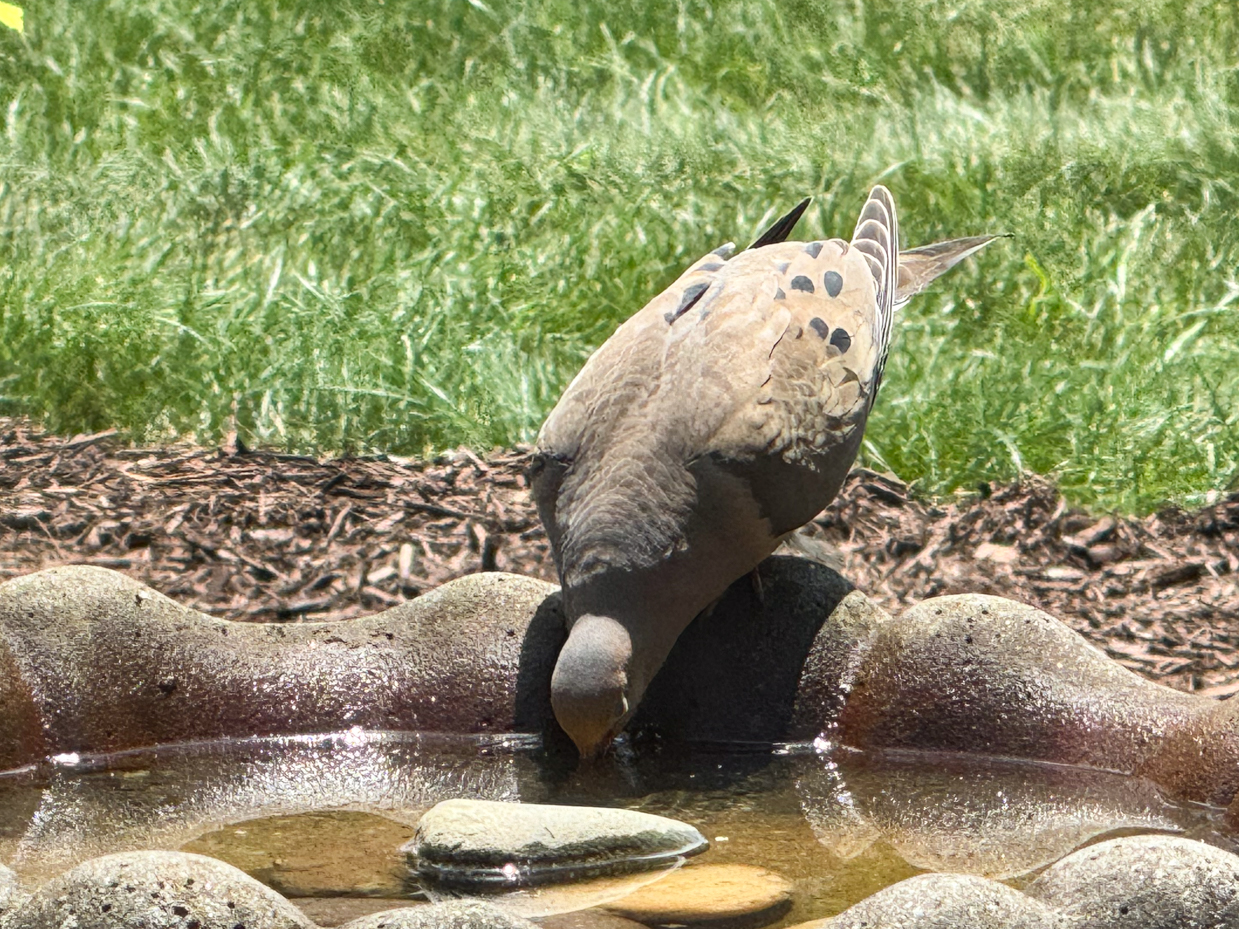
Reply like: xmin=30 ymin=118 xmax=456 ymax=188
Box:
xmin=1 ymin=416 xmax=1237 ymax=698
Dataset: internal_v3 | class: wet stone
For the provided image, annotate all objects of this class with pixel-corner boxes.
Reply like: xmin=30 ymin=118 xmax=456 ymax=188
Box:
xmin=1026 ymin=834 xmax=1239 ymax=928
xmin=340 ymin=899 xmax=540 ymax=929
xmin=8 ymin=850 xmax=315 ymax=929
xmin=602 ymin=863 xmax=793 ymax=926
xmin=409 ymin=800 xmax=707 ymax=888
xmin=792 ymin=873 xmax=1060 ymax=929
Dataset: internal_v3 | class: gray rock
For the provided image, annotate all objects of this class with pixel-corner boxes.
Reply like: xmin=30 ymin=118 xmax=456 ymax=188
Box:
xmin=340 ymin=900 xmax=540 ymax=929
xmin=409 ymin=800 xmax=707 ymax=887
xmin=0 ymin=863 xmax=28 ymax=926
xmin=1026 ymin=834 xmax=1239 ymax=928
xmin=795 ymin=873 xmax=1062 ymax=928
xmin=838 ymin=594 xmax=1206 ymax=775
xmin=7 ymin=850 xmax=314 ymax=928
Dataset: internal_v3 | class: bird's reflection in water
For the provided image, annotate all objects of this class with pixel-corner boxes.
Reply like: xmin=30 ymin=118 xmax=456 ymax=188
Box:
xmin=795 ymin=747 xmax=1212 ymax=880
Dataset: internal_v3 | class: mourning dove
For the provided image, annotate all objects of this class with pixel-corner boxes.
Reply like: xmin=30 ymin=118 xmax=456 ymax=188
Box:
xmin=530 ymin=186 xmax=1004 ymax=759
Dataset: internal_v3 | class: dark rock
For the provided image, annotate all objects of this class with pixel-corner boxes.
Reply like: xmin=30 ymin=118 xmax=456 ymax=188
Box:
xmin=634 ymin=557 xmax=866 ymax=742
xmin=7 ymin=850 xmax=314 ymax=928
xmin=409 ymin=800 xmax=706 ymax=888
xmin=339 ymin=899 xmax=540 ymax=929
xmin=1026 ymin=834 xmax=1239 ymax=928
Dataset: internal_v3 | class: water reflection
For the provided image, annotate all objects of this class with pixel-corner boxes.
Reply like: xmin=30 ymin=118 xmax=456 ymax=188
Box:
xmin=423 ymin=862 xmax=685 ymax=918
xmin=0 ymin=730 xmax=548 ymax=883
xmin=796 ymin=748 xmax=1197 ymax=879
xmin=0 ymin=734 xmax=1233 ymax=925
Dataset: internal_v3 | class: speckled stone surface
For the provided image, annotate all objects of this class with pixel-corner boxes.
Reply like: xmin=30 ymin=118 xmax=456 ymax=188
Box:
xmin=837 ymin=594 xmax=1205 ymax=777
xmin=0 ymin=565 xmax=564 ymax=767
xmin=533 ymin=911 xmax=649 ymax=929
xmin=0 ymin=863 xmax=28 ymax=925
xmin=791 ymin=872 xmax=1062 ymax=928
xmin=795 ymin=872 xmax=1062 ymax=928
xmin=1026 ymin=834 xmax=1239 ymax=928
xmin=338 ymin=899 xmax=541 ymax=929
xmin=4 ymin=562 xmax=1239 ymax=809
xmin=410 ymin=800 xmax=707 ymax=887
xmin=7 ymin=850 xmax=315 ymax=928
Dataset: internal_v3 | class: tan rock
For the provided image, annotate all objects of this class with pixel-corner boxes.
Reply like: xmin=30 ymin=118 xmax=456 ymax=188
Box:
xmin=602 ymin=863 xmax=792 ymax=925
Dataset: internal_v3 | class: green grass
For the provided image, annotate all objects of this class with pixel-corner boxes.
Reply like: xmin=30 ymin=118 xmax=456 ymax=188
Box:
xmin=1 ymin=0 xmax=1238 ymax=512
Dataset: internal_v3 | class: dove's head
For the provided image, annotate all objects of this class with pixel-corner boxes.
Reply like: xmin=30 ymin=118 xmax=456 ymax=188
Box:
xmin=551 ymin=613 xmax=638 ymax=761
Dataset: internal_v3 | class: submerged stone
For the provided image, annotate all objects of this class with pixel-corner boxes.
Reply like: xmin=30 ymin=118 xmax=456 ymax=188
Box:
xmin=408 ymin=800 xmax=707 ymax=888
xmin=1026 ymin=834 xmax=1239 ymax=927
xmin=791 ymin=873 xmax=1060 ymax=929
xmin=8 ymin=850 xmax=315 ymax=929
xmin=340 ymin=899 xmax=540 ymax=929
xmin=601 ymin=863 xmax=793 ymax=926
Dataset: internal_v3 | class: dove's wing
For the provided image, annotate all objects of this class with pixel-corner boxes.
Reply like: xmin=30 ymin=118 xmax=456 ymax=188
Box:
xmin=533 ymin=187 xmax=901 ymax=581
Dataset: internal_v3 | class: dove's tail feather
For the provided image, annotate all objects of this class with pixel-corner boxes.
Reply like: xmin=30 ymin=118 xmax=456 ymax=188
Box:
xmin=896 ymin=234 xmax=1012 ymax=308
xmin=748 ymin=197 xmax=812 ymax=250
xmin=850 ymin=185 xmax=900 ymax=403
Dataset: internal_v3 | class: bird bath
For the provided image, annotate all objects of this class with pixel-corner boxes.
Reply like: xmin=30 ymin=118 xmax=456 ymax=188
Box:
xmin=0 ymin=730 xmax=1233 ymax=927
xmin=6 ymin=562 xmax=1239 ymax=926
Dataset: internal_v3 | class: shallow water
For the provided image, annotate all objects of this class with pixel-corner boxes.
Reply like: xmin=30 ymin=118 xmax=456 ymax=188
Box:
xmin=1 ymin=732 xmax=1235 ymax=927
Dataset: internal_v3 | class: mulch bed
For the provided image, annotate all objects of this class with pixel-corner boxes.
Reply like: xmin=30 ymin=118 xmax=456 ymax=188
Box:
xmin=1 ymin=416 xmax=1237 ymax=697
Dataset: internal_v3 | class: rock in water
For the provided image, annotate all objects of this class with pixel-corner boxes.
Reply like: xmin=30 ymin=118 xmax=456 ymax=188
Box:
xmin=601 ymin=863 xmax=793 ymax=926
xmin=407 ymin=800 xmax=707 ymax=888
xmin=792 ymin=873 xmax=1060 ymax=929
xmin=8 ymin=850 xmax=315 ymax=929
xmin=1025 ymin=834 xmax=1239 ymax=928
